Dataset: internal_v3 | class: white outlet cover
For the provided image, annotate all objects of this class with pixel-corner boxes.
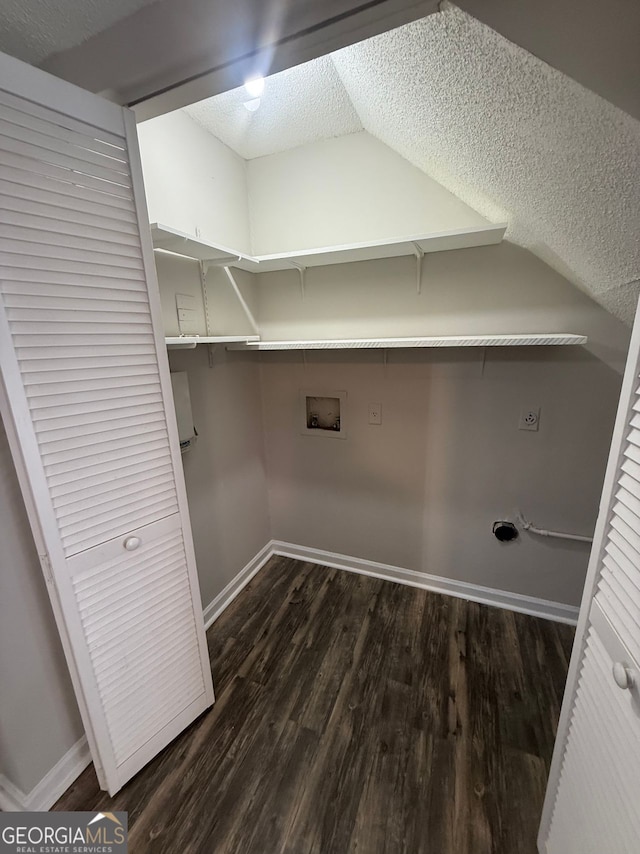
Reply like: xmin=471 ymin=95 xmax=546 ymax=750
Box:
xmin=519 ymin=406 xmax=540 ymax=431
xmin=368 ymin=403 xmax=382 ymax=425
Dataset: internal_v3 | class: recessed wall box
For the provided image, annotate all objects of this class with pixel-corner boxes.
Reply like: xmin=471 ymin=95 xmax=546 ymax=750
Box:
xmin=301 ymin=391 xmax=347 ymax=439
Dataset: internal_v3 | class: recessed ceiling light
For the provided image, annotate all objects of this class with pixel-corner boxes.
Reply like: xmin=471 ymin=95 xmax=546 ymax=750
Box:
xmin=244 ymin=76 xmax=265 ymax=98
xmin=243 ymin=98 xmax=261 ymax=112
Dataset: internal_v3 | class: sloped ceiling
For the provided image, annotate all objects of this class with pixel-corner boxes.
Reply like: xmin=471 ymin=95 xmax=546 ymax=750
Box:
xmin=183 ymin=3 xmax=639 ymax=322
xmin=185 ymin=56 xmax=362 ymax=160
xmin=332 ymin=3 xmax=640 ymax=323
xmin=0 ymin=0 xmax=161 ymax=65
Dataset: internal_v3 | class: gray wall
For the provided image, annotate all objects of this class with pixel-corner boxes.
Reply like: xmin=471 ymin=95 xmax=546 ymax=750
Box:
xmin=156 ymin=251 xmax=270 ymax=608
xmin=259 ymin=345 xmax=620 ymax=606
xmin=168 ymin=345 xmax=270 ymax=609
xmin=256 ymin=244 xmax=630 ymax=607
xmin=0 ymin=421 xmax=84 ymax=796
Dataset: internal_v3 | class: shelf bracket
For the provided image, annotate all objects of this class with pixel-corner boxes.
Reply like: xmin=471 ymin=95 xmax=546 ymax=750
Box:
xmin=222 ymin=266 xmax=260 ymax=337
xmin=290 ymin=262 xmax=307 ymax=298
xmin=199 ymin=262 xmax=215 ymax=368
xmin=412 ymin=243 xmax=425 ymax=294
xmin=198 ymin=262 xmax=212 ymax=334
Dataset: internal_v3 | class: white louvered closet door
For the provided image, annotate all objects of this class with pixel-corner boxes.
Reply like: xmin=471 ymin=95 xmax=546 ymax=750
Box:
xmin=0 ymin=52 xmax=214 ymax=795
xmin=540 ymin=301 xmax=640 ymax=852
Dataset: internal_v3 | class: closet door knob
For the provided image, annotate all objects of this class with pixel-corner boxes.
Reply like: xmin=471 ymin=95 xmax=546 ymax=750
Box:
xmin=612 ymin=662 xmax=633 ymax=690
xmin=123 ymin=536 xmax=141 ymax=552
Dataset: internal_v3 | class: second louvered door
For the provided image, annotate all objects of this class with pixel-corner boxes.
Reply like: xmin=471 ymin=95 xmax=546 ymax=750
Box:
xmin=0 ymin=51 xmax=213 ymax=795
xmin=539 ymin=293 xmax=640 ymax=850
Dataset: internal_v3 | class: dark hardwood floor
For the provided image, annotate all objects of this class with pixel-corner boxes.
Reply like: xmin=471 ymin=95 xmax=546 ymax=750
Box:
xmin=54 ymin=556 xmax=574 ymax=854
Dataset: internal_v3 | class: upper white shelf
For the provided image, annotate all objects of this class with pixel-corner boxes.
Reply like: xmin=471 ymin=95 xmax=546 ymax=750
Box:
xmin=150 ymin=224 xmax=258 ymax=267
xmin=150 ymin=223 xmax=508 ymax=273
xmin=227 ymin=333 xmax=587 ymax=351
xmin=234 ymin=224 xmax=508 ymax=273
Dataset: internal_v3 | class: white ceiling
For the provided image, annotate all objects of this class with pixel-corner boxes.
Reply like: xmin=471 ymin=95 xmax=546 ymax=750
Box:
xmin=184 ymin=2 xmax=640 ymax=322
xmin=0 ymin=0 xmax=161 ymax=65
xmin=185 ymin=56 xmax=363 ymax=160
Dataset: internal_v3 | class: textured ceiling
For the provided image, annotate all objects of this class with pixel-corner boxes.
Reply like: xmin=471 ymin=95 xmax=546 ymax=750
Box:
xmin=180 ymin=4 xmax=639 ymax=321
xmin=0 ymin=0 xmax=161 ymax=65
xmin=184 ymin=56 xmax=362 ymax=160
xmin=332 ymin=3 xmax=640 ymax=321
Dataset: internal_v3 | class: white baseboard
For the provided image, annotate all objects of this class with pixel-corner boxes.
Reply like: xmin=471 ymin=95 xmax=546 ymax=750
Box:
xmin=0 ymin=736 xmax=91 ymax=812
xmin=203 ymin=542 xmax=274 ymax=630
xmin=270 ymin=541 xmax=580 ymax=625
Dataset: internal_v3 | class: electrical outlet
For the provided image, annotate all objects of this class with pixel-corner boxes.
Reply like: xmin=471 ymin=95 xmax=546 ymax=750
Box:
xmin=519 ymin=406 xmax=540 ymax=431
xmin=368 ymin=403 xmax=382 ymax=425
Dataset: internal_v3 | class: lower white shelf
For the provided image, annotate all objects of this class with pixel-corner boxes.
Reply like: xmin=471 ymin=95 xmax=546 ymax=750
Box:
xmin=226 ymin=333 xmax=587 ymax=351
xmin=166 ymin=335 xmax=260 ymax=350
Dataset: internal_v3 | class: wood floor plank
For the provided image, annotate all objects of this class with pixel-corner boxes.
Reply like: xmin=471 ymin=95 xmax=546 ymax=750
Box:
xmin=53 ymin=556 xmax=574 ymax=854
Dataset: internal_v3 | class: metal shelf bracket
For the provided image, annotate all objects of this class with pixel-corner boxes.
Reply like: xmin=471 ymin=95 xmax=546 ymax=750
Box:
xmin=412 ymin=243 xmax=425 ymax=294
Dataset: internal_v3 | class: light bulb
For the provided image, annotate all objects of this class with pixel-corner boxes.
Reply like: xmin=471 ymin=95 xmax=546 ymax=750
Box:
xmin=244 ymin=76 xmax=265 ymax=98
xmin=243 ymin=98 xmax=261 ymax=112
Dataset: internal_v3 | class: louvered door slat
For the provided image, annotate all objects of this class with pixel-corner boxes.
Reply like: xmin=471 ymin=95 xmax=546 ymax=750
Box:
xmin=602 ymin=554 xmax=640 ymax=613
xmin=1 ymin=220 xmax=140 ymax=254
xmin=596 ymin=578 xmax=640 ymax=666
xmin=623 ymin=439 xmax=640 ymax=466
xmin=0 ymin=183 xmax=139 ymax=231
xmin=0 ymin=132 xmax=131 ymax=186
xmin=0 ymin=145 xmax=133 ymax=199
xmin=45 ymin=441 xmax=172 ymax=489
xmin=2 ymin=254 xmax=145 ymax=278
xmin=22 ymin=353 xmax=158 ymax=376
xmin=78 ymin=548 xmax=185 ymax=608
xmin=602 ymin=550 xmax=640 ymax=608
xmin=98 ymin=623 xmax=198 ymax=689
xmin=15 ymin=335 xmax=154 ymax=351
xmin=0 ymin=50 xmax=213 ymax=797
xmin=0 ymin=166 xmax=137 ymax=217
xmin=29 ymin=382 xmax=160 ymax=413
xmin=618 ymin=469 xmax=640 ymax=500
xmin=47 ymin=444 xmax=170 ymax=490
xmin=0 ymin=104 xmax=127 ymax=162
xmin=35 ymin=393 xmax=163 ymax=430
xmin=7 ymin=286 xmax=150 ymax=308
xmin=1 ymin=236 xmax=144 ymax=269
xmin=20 ymin=348 xmax=154 ymax=377
xmin=40 ymin=410 xmax=167 ymax=447
xmin=615 ymin=485 xmax=640 ymax=521
xmin=0 ymin=87 xmax=126 ymax=148
xmin=604 ymin=541 xmax=640 ymax=602
xmin=0 ymin=117 xmax=130 ymax=175
xmin=620 ymin=454 xmax=640 ymax=483
xmin=4 ymin=267 xmax=146 ymax=290
xmin=49 ymin=453 xmax=171 ymax=497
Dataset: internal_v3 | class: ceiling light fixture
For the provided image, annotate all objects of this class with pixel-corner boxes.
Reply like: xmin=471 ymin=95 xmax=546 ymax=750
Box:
xmin=244 ymin=76 xmax=265 ymax=98
xmin=243 ymin=98 xmax=261 ymax=113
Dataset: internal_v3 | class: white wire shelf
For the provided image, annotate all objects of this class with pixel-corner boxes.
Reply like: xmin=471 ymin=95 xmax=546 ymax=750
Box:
xmin=165 ymin=335 xmax=260 ymax=349
xmin=226 ymin=333 xmax=587 ymax=351
xmin=151 ymin=224 xmax=258 ymax=267
xmin=150 ymin=223 xmax=507 ymax=272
